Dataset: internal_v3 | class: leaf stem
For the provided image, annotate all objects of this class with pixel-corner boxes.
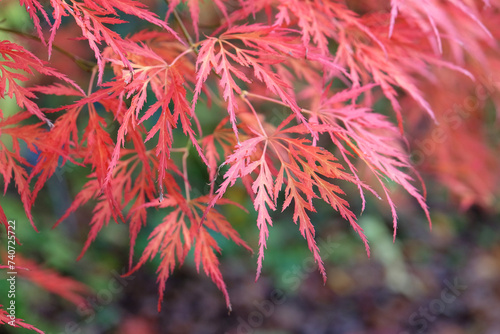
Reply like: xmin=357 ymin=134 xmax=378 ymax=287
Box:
xmin=172 ymin=8 xmax=196 ymax=51
xmin=164 ymin=0 xmax=198 ymax=54
xmin=169 ymin=47 xmax=195 ymax=67
xmin=87 ymin=66 xmax=98 ymax=95
xmin=242 ymin=90 xmax=311 ymax=114
xmin=170 ymin=144 xmax=192 ymax=202
xmin=182 ymin=143 xmax=191 ymax=202
xmin=241 ymin=94 xmax=268 ymax=137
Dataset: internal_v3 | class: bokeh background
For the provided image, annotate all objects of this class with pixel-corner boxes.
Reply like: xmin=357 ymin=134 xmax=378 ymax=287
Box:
xmin=1 ymin=0 xmax=500 ymax=333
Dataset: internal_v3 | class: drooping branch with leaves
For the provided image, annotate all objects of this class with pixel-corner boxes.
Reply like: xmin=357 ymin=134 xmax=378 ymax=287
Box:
xmin=1 ymin=0 xmax=499 ymax=328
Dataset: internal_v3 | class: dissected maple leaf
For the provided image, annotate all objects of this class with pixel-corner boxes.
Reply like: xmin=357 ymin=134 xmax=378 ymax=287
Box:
xmin=27 ymin=84 xmax=85 ymax=203
xmin=203 ymin=109 xmax=371 ymax=281
xmin=128 ymin=195 xmax=250 ymax=311
xmin=201 ymin=116 xmax=238 ymax=194
xmin=194 ymin=24 xmax=324 ymax=140
xmin=0 ymin=112 xmax=48 ymax=230
xmin=101 ymin=39 xmax=207 ymax=193
xmin=1 ymin=0 xmax=499 ymax=322
xmin=0 ymin=40 xmax=82 ymax=124
xmin=47 ymin=0 xmax=180 ymax=83
xmin=389 ymin=0 xmax=493 ymax=55
xmin=304 ymin=83 xmax=431 ymax=239
xmin=0 ymin=305 xmax=44 ymax=334
xmin=20 ymin=0 xmax=50 ymax=43
xmin=0 ymin=253 xmax=91 ymax=307
xmin=403 ymin=68 xmax=500 ymax=210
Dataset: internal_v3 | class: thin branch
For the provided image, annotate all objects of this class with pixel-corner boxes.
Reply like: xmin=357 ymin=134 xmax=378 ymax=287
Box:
xmin=169 ymin=145 xmax=192 ymax=202
xmin=87 ymin=66 xmax=98 ymax=95
xmin=241 ymin=95 xmax=268 ymax=137
xmin=164 ymin=0 xmax=198 ymax=54
xmin=242 ymin=90 xmax=311 ymax=113
xmin=172 ymin=8 xmax=196 ymax=50
xmin=0 ymin=26 xmax=96 ymax=72
xmin=182 ymin=144 xmax=191 ymax=202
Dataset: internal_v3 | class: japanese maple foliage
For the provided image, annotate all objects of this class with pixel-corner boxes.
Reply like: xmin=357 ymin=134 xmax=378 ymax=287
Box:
xmin=0 ymin=252 xmax=90 ymax=333
xmin=1 ymin=305 xmax=44 ymax=334
xmin=1 ymin=0 xmax=499 ymax=325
